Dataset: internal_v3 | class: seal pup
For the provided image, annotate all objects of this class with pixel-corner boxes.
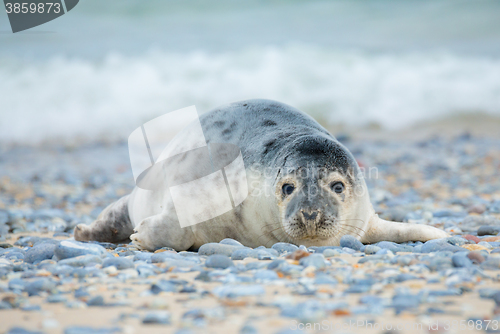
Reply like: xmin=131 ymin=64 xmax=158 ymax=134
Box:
xmin=74 ymin=99 xmax=448 ymax=250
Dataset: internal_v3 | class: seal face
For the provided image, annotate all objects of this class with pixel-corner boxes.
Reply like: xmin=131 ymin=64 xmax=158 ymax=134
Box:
xmin=74 ymin=99 xmax=449 ymax=251
xmin=270 ymin=135 xmax=368 ymax=246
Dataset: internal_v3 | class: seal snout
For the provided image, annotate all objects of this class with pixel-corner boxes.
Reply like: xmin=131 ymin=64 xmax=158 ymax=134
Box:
xmin=300 ymin=209 xmax=322 ymax=237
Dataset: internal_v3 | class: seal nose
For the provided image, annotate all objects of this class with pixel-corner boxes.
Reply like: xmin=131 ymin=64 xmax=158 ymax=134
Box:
xmin=300 ymin=210 xmax=321 ymax=237
xmin=301 ymin=210 xmax=319 ymax=221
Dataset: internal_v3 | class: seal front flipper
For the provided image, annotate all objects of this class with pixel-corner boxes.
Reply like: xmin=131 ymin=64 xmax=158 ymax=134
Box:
xmin=74 ymin=195 xmax=134 ymax=243
xmin=130 ymin=212 xmax=195 ymax=251
xmin=360 ymin=214 xmax=449 ymax=244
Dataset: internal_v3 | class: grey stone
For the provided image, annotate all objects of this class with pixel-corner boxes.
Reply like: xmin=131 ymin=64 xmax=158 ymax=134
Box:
xmin=25 ymin=278 xmax=56 ymax=296
xmin=451 ymin=253 xmax=473 ymax=268
xmin=64 ymin=327 xmax=122 ymax=334
xmin=102 ymin=257 xmax=134 ymax=270
xmin=478 ymin=226 xmax=500 ymax=236
xmin=87 ymin=295 xmax=105 ymax=306
xmin=231 ymin=248 xmax=254 ymax=260
xmin=198 ymin=243 xmax=244 ymax=257
xmin=364 ymin=245 xmax=381 ymax=255
xmin=54 ymin=240 xmax=106 ymax=260
xmin=254 ymin=270 xmax=279 ymax=281
xmin=299 ymin=254 xmax=326 ymax=269
xmin=219 ymin=238 xmax=244 ymax=247
xmin=271 ymin=243 xmax=298 ymax=254
xmin=212 ymin=285 xmax=265 ymax=298
xmin=58 ymin=255 xmax=103 ymax=267
xmin=340 ymin=235 xmax=363 ymax=251
xmin=142 ymin=312 xmax=171 ymax=325
xmin=205 ymin=255 xmax=234 ymax=269
xmin=24 ymin=243 xmax=57 ymax=264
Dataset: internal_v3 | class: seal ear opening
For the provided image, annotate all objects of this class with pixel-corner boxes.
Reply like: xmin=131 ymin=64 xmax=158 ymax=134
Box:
xmin=361 ymin=214 xmax=449 ymax=244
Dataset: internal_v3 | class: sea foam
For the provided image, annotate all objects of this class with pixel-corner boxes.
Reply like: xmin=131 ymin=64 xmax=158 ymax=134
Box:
xmin=1 ymin=45 xmax=500 ymax=144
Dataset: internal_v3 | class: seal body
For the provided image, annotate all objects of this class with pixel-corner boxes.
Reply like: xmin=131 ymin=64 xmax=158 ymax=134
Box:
xmin=75 ymin=99 xmax=448 ymax=250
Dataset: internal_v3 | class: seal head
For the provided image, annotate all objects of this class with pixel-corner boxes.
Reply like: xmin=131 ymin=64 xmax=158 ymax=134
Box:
xmin=271 ymin=133 xmax=371 ymax=246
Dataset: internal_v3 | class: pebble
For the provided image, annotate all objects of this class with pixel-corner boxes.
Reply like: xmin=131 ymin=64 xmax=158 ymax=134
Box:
xmin=212 ymin=285 xmax=265 ymax=298
xmin=254 ymin=270 xmax=279 ymax=281
xmin=21 ymin=304 xmax=41 ymax=311
xmin=205 ymin=255 xmax=234 ymax=269
xmin=339 ymin=235 xmax=363 ymax=251
xmin=482 ymin=236 xmax=500 ymax=242
xmin=467 ymin=251 xmax=485 ymax=264
xmin=323 ymin=248 xmax=342 ymax=257
xmin=58 ymin=255 xmax=103 ymax=267
xmin=87 ymin=295 xmax=105 ymax=306
xmin=376 ymin=241 xmax=406 ymax=252
xmin=219 ymin=238 xmax=244 ymax=247
xmin=151 ymin=251 xmax=182 ymax=263
xmin=198 ymin=243 xmax=243 ymax=256
xmin=7 ymin=328 xmax=43 ymax=334
xmin=24 ymin=243 xmax=58 ymax=264
xmin=446 ymin=236 xmax=468 ymax=246
xmin=314 ymin=274 xmax=338 ymax=285
xmin=240 ymin=324 xmax=259 ymax=334
xmin=433 ymin=209 xmax=466 ymax=218
xmin=231 ymin=248 xmax=254 ymax=260
xmin=462 ymin=244 xmax=488 ymax=251
xmin=102 ymin=257 xmax=134 ymax=270
xmin=421 ymin=239 xmax=464 ymax=253
xmin=468 ymin=203 xmax=487 ymax=214
xmin=451 ymin=253 xmax=473 ymax=268
xmin=25 ymin=278 xmax=56 ymax=296
xmin=285 ymin=249 xmax=310 ymax=261
xmin=142 ymin=311 xmax=171 ymax=324
xmin=271 ymin=243 xmax=298 ymax=254
xmin=478 ymin=226 xmax=500 ymax=236
xmin=364 ymin=245 xmax=381 ymax=255
xmin=463 ymin=234 xmax=481 ymax=243
xmin=54 ymin=240 xmax=106 ymax=260
xmin=64 ymin=327 xmax=122 ymax=334
xmin=46 ymin=295 xmax=67 ymax=303
xmin=299 ymin=254 xmax=326 ymax=269
xmin=151 ymin=280 xmax=177 ymax=294
xmin=492 ymin=292 xmax=500 ymax=306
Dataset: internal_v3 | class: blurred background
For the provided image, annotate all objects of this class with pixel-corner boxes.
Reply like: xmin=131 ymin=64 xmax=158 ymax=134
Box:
xmin=1 ymin=0 xmax=500 ymax=145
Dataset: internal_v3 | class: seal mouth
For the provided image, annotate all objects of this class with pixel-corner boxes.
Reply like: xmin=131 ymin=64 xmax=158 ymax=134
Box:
xmin=282 ymin=214 xmax=338 ymax=242
xmin=281 ymin=214 xmax=367 ymax=246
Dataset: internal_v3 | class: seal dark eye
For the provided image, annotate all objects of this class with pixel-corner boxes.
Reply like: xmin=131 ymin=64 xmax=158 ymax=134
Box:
xmin=331 ymin=182 xmax=344 ymax=194
xmin=282 ymin=183 xmax=295 ymax=196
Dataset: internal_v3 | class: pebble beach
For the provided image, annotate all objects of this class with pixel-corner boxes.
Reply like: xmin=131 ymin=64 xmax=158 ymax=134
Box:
xmin=1 ymin=130 xmax=500 ymax=334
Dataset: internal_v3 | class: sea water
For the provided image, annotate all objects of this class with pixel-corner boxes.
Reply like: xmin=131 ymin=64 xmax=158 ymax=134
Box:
xmin=1 ymin=0 xmax=499 ymax=144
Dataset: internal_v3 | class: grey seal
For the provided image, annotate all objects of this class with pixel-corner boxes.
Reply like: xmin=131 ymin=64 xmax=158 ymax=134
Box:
xmin=75 ymin=99 xmax=448 ymax=250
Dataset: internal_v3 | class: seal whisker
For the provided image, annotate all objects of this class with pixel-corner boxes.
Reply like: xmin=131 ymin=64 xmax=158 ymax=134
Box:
xmin=339 ymin=222 xmax=366 ymax=234
xmin=335 ymin=225 xmax=363 ymax=239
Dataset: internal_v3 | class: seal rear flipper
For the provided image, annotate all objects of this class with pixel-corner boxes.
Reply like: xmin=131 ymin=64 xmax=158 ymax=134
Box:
xmin=74 ymin=195 xmax=134 ymax=243
xmin=360 ymin=214 xmax=449 ymax=244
